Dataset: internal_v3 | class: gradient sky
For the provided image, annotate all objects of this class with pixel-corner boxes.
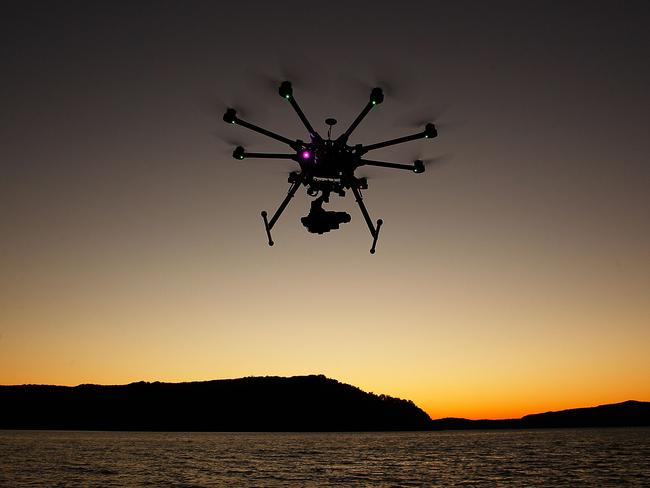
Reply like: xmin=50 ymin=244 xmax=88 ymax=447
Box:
xmin=1 ymin=1 xmax=649 ymax=419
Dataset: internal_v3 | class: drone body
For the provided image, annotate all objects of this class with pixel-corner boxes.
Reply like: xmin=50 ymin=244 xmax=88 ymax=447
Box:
xmin=223 ymin=81 xmax=437 ymax=253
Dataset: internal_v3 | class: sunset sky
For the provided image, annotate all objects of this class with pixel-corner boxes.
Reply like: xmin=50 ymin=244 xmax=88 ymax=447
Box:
xmin=1 ymin=1 xmax=649 ymax=420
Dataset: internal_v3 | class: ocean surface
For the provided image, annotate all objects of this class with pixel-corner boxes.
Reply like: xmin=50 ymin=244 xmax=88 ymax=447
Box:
xmin=1 ymin=428 xmax=649 ymax=486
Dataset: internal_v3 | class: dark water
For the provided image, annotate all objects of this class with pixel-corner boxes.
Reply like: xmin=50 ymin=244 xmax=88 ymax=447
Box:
xmin=1 ymin=428 xmax=649 ymax=487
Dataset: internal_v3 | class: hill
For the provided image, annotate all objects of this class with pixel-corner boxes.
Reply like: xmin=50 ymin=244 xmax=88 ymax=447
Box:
xmin=430 ymin=400 xmax=650 ymax=430
xmin=2 ymin=376 xmax=648 ymax=431
xmin=0 ymin=375 xmax=431 ymax=431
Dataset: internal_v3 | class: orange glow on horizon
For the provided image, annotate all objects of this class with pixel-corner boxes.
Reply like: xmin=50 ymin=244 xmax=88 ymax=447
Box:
xmin=2 ymin=234 xmax=649 ymax=420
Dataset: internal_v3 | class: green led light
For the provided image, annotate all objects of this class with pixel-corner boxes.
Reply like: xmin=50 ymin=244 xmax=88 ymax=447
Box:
xmin=371 ymin=101 xmax=376 ymax=105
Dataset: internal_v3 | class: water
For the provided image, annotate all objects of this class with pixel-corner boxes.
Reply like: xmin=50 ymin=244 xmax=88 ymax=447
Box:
xmin=1 ymin=428 xmax=649 ymax=486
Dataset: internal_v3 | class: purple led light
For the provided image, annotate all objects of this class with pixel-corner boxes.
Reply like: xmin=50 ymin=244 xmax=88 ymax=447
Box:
xmin=301 ymin=150 xmax=311 ymax=159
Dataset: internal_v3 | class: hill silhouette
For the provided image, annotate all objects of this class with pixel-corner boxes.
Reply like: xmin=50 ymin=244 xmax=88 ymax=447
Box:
xmin=430 ymin=400 xmax=650 ymax=430
xmin=1 ymin=375 xmax=648 ymax=431
xmin=0 ymin=375 xmax=430 ymax=431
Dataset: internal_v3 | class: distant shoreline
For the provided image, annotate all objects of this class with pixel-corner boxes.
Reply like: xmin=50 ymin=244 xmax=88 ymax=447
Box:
xmin=2 ymin=375 xmax=649 ymax=432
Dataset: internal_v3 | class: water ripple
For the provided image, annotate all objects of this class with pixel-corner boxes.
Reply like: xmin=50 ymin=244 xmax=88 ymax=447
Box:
xmin=1 ymin=428 xmax=649 ymax=486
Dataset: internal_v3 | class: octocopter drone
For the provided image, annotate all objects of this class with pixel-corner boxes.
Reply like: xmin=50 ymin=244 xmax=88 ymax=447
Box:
xmin=223 ymin=81 xmax=437 ymax=253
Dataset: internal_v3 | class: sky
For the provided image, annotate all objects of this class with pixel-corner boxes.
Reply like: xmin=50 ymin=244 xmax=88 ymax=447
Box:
xmin=1 ymin=1 xmax=649 ymax=420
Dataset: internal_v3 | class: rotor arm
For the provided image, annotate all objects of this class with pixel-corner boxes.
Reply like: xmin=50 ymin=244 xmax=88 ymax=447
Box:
xmin=261 ymin=173 xmax=304 ymax=246
xmin=232 ymin=146 xmax=297 ymax=162
xmin=289 ymin=97 xmax=318 ymax=139
xmin=350 ymin=184 xmax=383 ymax=254
xmin=359 ymin=123 xmax=437 ymax=153
xmin=245 ymin=152 xmax=297 ymax=159
xmin=224 ymin=108 xmax=296 ymax=149
xmin=338 ymin=87 xmax=384 ymax=143
xmin=340 ymin=101 xmax=373 ymax=142
xmin=359 ymin=158 xmax=425 ymax=173
xmin=278 ymin=82 xmax=319 ymax=139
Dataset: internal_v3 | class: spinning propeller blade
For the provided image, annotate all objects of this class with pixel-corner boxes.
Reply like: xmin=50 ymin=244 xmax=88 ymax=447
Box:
xmin=396 ymin=103 xmax=459 ymax=133
xmin=250 ymin=57 xmax=324 ymax=98
xmin=339 ymin=65 xmax=418 ymax=105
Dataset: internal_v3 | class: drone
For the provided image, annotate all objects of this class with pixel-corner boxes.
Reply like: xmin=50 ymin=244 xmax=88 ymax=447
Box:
xmin=223 ymin=81 xmax=437 ymax=253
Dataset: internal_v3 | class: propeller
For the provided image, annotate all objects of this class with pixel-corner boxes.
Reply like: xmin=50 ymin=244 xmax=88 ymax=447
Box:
xmin=396 ymin=103 xmax=458 ymax=133
xmin=249 ymin=56 xmax=326 ymax=98
xmin=210 ymin=122 xmax=254 ymax=153
xmin=419 ymin=155 xmax=449 ymax=171
xmin=338 ymin=65 xmax=419 ymax=105
xmin=407 ymin=147 xmax=451 ymax=169
xmin=198 ymin=92 xmax=256 ymax=121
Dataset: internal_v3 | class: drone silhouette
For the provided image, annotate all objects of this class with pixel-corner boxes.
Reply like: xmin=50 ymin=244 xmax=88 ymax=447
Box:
xmin=223 ymin=81 xmax=437 ymax=253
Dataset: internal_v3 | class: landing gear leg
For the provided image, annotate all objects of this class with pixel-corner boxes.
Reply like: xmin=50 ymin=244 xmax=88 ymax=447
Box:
xmin=350 ymin=184 xmax=383 ymax=254
xmin=261 ymin=174 xmax=304 ymax=246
